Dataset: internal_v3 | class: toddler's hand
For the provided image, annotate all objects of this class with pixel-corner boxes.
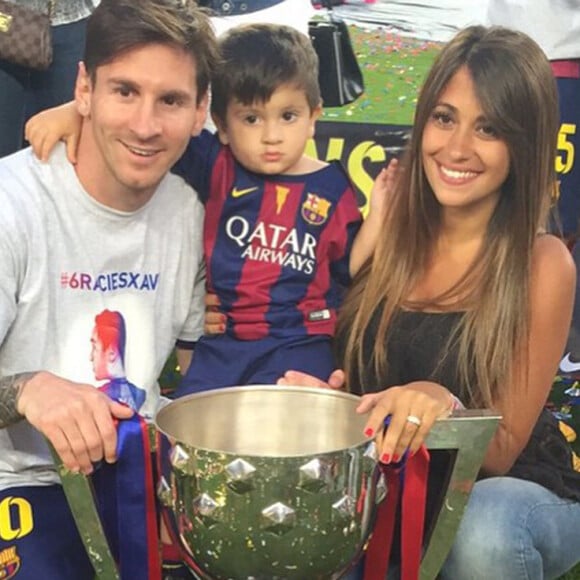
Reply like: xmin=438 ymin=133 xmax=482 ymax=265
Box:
xmin=25 ymin=101 xmax=81 ymax=164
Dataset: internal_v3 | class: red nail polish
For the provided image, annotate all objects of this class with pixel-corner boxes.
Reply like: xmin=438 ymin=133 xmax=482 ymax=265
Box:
xmin=364 ymin=427 xmax=374 ymax=437
xmin=380 ymin=453 xmax=391 ymax=464
xmin=392 ymin=454 xmax=400 ymax=463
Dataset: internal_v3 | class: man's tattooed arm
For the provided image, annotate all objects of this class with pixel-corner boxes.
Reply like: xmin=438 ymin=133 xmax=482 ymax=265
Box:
xmin=0 ymin=372 xmax=38 ymax=428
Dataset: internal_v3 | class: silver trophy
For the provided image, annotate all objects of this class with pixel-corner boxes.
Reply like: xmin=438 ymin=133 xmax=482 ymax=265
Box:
xmin=156 ymin=386 xmax=380 ymax=580
xmin=53 ymin=386 xmax=499 ymax=579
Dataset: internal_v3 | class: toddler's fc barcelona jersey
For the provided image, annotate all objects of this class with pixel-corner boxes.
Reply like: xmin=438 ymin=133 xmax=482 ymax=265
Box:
xmin=175 ymin=130 xmax=362 ymax=340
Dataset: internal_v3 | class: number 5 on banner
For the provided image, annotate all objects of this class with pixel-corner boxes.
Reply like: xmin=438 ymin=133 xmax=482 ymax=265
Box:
xmin=556 ymin=123 xmax=576 ymax=175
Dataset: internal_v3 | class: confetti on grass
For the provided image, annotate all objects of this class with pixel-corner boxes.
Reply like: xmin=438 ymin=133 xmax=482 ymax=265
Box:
xmin=321 ymin=26 xmax=441 ymax=125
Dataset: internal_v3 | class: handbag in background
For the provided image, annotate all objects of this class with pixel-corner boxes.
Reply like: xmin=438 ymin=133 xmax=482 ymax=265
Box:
xmin=309 ymin=1 xmax=365 ymax=107
xmin=0 ymin=0 xmax=54 ymax=70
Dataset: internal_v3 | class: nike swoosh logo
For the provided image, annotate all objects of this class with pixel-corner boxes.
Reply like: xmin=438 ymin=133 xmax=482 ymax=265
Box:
xmin=560 ymin=352 xmax=580 ymax=373
xmin=231 ymin=186 xmax=259 ymax=198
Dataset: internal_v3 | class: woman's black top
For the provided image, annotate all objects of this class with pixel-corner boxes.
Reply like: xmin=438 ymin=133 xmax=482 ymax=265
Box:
xmin=339 ymin=308 xmax=580 ymax=501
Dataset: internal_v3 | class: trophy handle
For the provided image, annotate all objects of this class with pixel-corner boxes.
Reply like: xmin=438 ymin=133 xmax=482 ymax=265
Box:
xmin=156 ymin=431 xmax=213 ymax=579
xmin=50 ymin=446 xmax=120 ymax=580
xmin=419 ymin=411 xmax=500 ymax=580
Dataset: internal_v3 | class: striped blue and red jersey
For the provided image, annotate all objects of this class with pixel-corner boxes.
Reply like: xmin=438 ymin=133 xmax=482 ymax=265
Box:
xmin=175 ymin=130 xmax=362 ymax=340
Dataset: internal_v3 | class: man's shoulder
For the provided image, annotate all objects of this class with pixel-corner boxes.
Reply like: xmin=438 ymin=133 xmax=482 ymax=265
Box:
xmin=157 ymin=172 xmax=204 ymax=212
xmin=0 ymin=149 xmax=47 ymax=215
xmin=0 ymin=148 xmax=37 ymax=184
xmin=0 ymin=146 xmax=63 ymax=189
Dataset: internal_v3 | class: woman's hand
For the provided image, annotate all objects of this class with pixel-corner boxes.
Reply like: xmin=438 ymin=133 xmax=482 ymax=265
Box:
xmin=277 ymin=369 xmax=345 ymax=390
xmin=348 ymin=158 xmax=400 ymax=276
xmin=369 ymin=157 xmax=399 ymax=217
xmin=358 ymin=381 xmax=451 ymax=463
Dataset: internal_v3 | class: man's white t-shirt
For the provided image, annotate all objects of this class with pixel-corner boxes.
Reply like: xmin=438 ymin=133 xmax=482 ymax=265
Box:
xmin=0 ymin=144 xmax=205 ymax=489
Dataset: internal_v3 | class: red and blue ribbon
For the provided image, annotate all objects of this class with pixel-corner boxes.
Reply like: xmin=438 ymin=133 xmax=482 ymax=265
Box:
xmin=364 ymin=446 xmax=430 ymax=580
xmin=91 ymin=414 xmax=161 ymax=580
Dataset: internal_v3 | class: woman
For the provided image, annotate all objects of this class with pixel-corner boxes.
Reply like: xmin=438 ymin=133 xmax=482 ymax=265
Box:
xmin=281 ymin=25 xmax=580 ymax=579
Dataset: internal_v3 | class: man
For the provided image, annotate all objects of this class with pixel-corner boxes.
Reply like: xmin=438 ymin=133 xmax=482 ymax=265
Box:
xmin=0 ymin=0 xmax=217 ymax=576
xmin=92 ymin=309 xmax=146 ymax=412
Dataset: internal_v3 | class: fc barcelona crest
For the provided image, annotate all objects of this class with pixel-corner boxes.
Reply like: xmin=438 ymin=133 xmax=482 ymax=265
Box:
xmin=302 ymin=193 xmax=331 ymax=225
xmin=0 ymin=546 xmax=21 ymax=579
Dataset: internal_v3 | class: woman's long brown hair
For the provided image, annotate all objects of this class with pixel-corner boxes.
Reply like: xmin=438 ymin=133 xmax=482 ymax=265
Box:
xmin=338 ymin=26 xmax=559 ymax=407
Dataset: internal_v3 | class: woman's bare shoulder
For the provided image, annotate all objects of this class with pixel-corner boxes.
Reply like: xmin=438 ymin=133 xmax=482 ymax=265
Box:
xmin=532 ymin=234 xmax=576 ymax=291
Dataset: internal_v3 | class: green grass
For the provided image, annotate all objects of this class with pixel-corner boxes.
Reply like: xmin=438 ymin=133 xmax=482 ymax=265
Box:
xmin=320 ymin=26 xmax=442 ymax=126
xmin=562 ymin=569 xmax=580 ymax=580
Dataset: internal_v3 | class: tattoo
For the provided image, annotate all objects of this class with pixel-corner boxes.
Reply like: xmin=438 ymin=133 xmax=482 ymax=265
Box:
xmin=0 ymin=372 xmax=37 ymax=428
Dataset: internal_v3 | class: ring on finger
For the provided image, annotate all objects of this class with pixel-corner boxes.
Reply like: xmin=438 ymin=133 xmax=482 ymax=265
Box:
xmin=405 ymin=414 xmax=422 ymax=427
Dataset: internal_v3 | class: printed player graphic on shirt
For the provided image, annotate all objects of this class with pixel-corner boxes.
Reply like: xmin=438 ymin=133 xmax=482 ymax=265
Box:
xmin=91 ymin=309 xmax=146 ymax=412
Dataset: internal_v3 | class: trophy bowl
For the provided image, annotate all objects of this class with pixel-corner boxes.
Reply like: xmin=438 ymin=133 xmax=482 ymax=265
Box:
xmin=155 ymin=385 xmax=380 ymax=580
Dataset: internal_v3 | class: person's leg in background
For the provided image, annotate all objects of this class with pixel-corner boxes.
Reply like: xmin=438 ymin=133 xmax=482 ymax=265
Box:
xmin=25 ymin=17 xmax=88 ymax=124
xmin=0 ymin=61 xmax=28 ymax=157
xmin=441 ymin=477 xmax=580 ymax=580
xmin=0 ymin=17 xmax=87 ymax=158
